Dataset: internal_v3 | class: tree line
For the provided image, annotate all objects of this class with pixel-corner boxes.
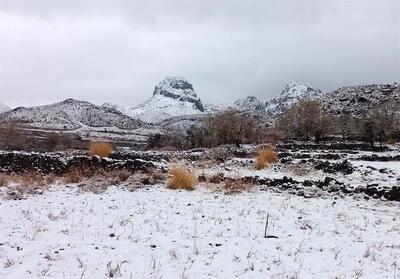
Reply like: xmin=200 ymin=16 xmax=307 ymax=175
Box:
xmin=148 ymin=100 xmax=400 ymax=150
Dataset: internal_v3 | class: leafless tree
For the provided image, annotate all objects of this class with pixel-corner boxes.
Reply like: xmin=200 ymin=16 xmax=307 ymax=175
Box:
xmin=276 ymin=100 xmax=331 ymax=142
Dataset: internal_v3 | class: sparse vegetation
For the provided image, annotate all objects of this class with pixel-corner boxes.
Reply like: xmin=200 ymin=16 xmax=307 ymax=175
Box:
xmin=147 ymin=109 xmax=266 ymax=150
xmin=255 ymin=148 xmax=278 ymax=170
xmin=89 ymin=141 xmax=113 ymax=157
xmin=167 ymin=166 xmax=197 ymax=190
xmin=277 ymin=100 xmax=332 ymax=142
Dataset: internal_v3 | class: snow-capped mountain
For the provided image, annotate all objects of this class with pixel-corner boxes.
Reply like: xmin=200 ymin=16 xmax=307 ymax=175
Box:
xmin=0 ymin=98 xmax=144 ymax=130
xmin=234 ymin=96 xmax=265 ymax=113
xmin=264 ymin=82 xmax=322 ymax=118
xmin=127 ymin=76 xmax=205 ymax=123
xmin=0 ymin=102 xmax=10 ymax=114
xmin=320 ymin=83 xmax=400 ymax=117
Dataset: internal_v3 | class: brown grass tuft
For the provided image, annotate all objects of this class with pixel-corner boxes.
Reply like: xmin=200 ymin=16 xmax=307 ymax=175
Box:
xmin=89 ymin=141 xmax=113 ymax=158
xmin=255 ymin=148 xmax=278 ymax=170
xmin=167 ymin=166 xmax=197 ymax=190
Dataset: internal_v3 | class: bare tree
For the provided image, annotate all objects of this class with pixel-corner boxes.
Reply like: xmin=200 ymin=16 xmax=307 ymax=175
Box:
xmin=277 ymin=100 xmax=331 ymax=142
xmin=206 ymin=109 xmax=262 ymax=147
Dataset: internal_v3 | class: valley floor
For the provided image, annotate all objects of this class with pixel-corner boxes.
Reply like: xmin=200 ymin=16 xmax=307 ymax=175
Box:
xmin=0 ymin=185 xmax=399 ymax=279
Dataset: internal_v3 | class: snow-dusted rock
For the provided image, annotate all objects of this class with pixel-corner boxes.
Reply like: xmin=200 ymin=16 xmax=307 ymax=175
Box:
xmin=127 ymin=76 xmax=205 ymax=123
xmin=320 ymin=83 xmax=400 ymax=117
xmin=234 ymin=96 xmax=265 ymax=113
xmin=0 ymin=98 xmax=144 ymax=130
xmin=264 ymin=82 xmax=322 ymax=118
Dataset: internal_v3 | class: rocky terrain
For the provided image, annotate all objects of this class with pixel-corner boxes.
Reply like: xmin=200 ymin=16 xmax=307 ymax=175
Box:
xmin=0 ymin=141 xmax=399 ymax=202
xmin=320 ymin=83 xmax=400 ymax=117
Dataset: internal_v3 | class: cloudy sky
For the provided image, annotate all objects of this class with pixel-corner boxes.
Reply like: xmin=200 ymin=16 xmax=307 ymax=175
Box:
xmin=0 ymin=0 xmax=399 ymax=108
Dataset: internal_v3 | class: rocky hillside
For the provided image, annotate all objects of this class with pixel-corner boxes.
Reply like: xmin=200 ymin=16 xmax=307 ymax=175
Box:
xmin=264 ymin=82 xmax=322 ymax=118
xmin=127 ymin=76 xmax=205 ymax=123
xmin=320 ymin=83 xmax=400 ymax=117
xmin=233 ymin=96 xmax=265 ymax=114
xmin=0 ymin=98 xmax=144 ymax=130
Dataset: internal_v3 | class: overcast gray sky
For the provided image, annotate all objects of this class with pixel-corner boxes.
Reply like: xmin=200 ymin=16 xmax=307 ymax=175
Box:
xmin=0 ymin=0 xmax=399 ymax=108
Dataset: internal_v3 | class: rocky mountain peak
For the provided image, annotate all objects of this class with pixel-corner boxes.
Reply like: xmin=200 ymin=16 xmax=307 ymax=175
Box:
xmin=280 ymin=82 xmax=322 ymax=99
xmin=127 ymin=76 xmax=205 ymax=123
xmin=153 ymin=76 xmax=204 ymax=111
xmin=234 ymin=96 xmax=265 ymax=112
xmin=264 ymin=82 xmax=322 ymax=118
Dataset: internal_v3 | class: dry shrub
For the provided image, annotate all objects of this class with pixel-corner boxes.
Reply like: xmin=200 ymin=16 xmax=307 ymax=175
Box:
xmin=63 ymin=168 xmax=88 ymax=184
xmin=387 ymin=138 xmax=397 ymax=145
xmin=89 ymin=141 xmax=112 ymax=157
xmin=199 ymin=147 xmax=231 ymax=165
xmin=167 ymin=166 xmax=197 ymax=190
xmin=148 ymin=168 xmax=167 ymax=183
xmin=77 ymin=174 xmax=111 ymax=194
xmin=7 ymin=172 xmax=53 ymax=196
xmin=255 ymin=148 xmax=278 ymax=170
xmin=114 ymin=169 xmax=131 ymax=182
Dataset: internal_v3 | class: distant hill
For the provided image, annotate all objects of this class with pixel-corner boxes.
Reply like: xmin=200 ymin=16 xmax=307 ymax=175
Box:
xmin=0 ymin=98 xmax=145 ymax=130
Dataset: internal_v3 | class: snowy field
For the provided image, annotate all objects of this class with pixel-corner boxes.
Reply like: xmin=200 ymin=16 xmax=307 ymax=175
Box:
xmin=1 ymin=184 xmax=399 ymax=278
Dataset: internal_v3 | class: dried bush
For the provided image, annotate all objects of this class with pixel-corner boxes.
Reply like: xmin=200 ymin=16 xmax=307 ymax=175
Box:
xmin=255 ymin=148 xmax=278 ymax=170
xmin=63 ymin=168 xmax=88 ymax=184
xmin=77 ymin=174 xmax=112 ymax=194
xmin=199 ymin=147 xmax=231 ymax=165
xmin=89 ymin=141 xmax=112 ymax=157
xmin=167 ymin=166 xmax=197 ymax=190
xmin=148 ymin=168 xmax=167 ymax=183
xmin=114 ymin=169 xmax=131 ymax=182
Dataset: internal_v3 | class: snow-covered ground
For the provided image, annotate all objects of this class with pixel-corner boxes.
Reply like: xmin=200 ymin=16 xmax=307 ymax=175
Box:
xmin=1 ymin=184 xmax=399 ymax=278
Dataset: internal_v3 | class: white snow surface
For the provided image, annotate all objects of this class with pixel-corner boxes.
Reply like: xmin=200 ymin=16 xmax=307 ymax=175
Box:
xmin=0 ymin=184 xmax=399 ymax=278
xmin=128 ymin=95 xmax=204 ymax=124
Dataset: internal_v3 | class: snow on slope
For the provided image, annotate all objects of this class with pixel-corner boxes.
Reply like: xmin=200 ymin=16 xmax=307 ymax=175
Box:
xmin=0 ymin=98 xmax=144 ymax=130
xmin=234 ymin=96 xmax=265 ymax=113
xmin=128 ymin=76 xmax=205 ymax=123
xmin=0 ymin=185 xmax=398 ymax=278
xmin=264 ymin=82 xmax=322 ymax=118
xmin=0 ymin=102 xmax=10 ymax=114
